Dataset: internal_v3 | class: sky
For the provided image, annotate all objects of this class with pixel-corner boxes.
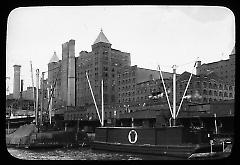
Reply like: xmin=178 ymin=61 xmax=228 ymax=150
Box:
xmin=6 ymin=6 xmax=235 ymax=94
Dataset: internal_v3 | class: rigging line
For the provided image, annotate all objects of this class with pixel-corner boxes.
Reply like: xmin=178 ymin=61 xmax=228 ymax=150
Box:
xmin=176 ymin=60 xmax=197 ymax=118
xmin=158 ymin=65 xmax=173 ymax=118
xmin=86 ymin=71 xmax=102 ymax=124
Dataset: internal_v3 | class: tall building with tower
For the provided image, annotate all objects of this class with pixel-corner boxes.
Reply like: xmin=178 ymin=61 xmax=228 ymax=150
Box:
xmin=48 ymin=52 xmax=62 ymax=107
xmin=48 ymin=30 xmax=132 ymax=108
xmin=76 ymin=30 xmax=131 ymax=107
xmin=48 ymin=30 xmax=175 ymax=120
xmin=48 ymin=40 xmax=76 ymax=108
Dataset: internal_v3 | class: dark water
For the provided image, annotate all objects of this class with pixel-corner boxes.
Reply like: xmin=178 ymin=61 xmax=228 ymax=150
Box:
xmin=7 ymin=147 xmax=182 ymax=160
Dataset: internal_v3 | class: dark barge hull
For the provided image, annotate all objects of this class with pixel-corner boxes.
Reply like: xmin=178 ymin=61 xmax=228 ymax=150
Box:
xmin=7 ymin=143 xmax=64 ymax=149
xmin=92 ymin=141 xmax=199 ymax=158
xmin=6 ymin=124 xmax=90 ymax=149
xmin=92 ymin=126 xmax=211 ymax=158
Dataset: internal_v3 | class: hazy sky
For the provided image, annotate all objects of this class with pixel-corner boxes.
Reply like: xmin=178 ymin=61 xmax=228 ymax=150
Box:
xmin=6 ymin=6 xmax=235 ymax=94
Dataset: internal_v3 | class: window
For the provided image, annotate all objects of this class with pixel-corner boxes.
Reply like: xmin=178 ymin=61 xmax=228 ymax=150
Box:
xmin=224 ymin=85 xmax=228 ymax=90
xmin=209 ymin=82 xmax=212 ymax=88
xmin=219 ymin=84 xmax=223 ymax=89
xmin=104 ymin=73 xmax=108 ymax=78
xmin=214 ymin=83 xmax=217 ymax=89
xmin=203 ymin=89 xmax=207 ymax=95
xmin=196 ymin=81 xmax=200 ymax=88
xmin=224 ymin=92 xmax=228 ymax=97
xmin=203 ymin=81 xmax=207 ymax=88
xmin=180 ymin=84 xmax=183 ymax=89
xmin=203 ymin=97 xmax=207 ymax=102
xmin=209 ymin=90 xmax=212 ymax=96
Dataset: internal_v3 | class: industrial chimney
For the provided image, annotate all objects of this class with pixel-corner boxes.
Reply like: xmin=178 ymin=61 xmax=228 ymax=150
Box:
xmin=67 ymin=39 xmax=76 ymax=106
xmin=13 ymin=65 xmax=21 ymax=99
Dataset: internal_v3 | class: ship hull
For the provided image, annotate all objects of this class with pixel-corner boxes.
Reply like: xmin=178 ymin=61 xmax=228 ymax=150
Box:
xmin=92 ymin=126 xmax=210 ymax=158
xmin=92 ymin=141 xmax=199 ymax=158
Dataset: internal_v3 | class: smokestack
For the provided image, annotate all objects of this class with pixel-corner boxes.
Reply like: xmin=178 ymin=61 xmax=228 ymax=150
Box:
xmin=61 ymin=42 xmax=69 ymax=105
xmin=13 ymin=65 xmax=21 ymax=99
xmin=67 ymin=39 xmax=76 ymax=106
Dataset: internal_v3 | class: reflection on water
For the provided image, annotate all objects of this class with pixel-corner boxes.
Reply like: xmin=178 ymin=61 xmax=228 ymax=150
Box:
xmin=7 ymin=147 xmax=181 ymax=160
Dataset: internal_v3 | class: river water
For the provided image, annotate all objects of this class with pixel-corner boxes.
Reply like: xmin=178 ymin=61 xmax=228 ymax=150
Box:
xmin=7 ymin=147 xmax=182 ymax=160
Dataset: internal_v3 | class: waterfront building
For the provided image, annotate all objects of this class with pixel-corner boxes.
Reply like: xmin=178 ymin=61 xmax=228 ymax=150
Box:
xmin=21 ymin=87 xmax=36 ymax=101
xmin=176 ymin=71 xmax=235 ymax=104
xmin=116 ymin=65 xmax=173 ymax=106
xmin=76 ymin=30 xmax=131 ymax=107
xmin=118 ymin=99 xmax=234 ymax=134
xmin=48 ymin=52 xmax=63 ymax=109
xmin=196 ymin=46 xmax=235 ymax=85
xmin=47 ymin=30 xmax=235 ymax=123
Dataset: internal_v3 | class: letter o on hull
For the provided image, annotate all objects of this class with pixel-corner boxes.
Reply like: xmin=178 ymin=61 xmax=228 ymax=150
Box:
xmin=128 ymin=130 xmax=138 ymax=144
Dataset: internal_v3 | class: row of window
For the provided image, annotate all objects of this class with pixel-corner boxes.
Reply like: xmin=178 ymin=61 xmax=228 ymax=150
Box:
xmin=120 ymin=85 xmax=135 ymax=91
xmin=202 ymin=97 xmax=231 ymax=103
xmin=119 ymin=78 xmax=136 ymax=85
xmin=202 ymin=90 xmax=234 ymax=98
xmin=179 ymin=81 xmax=234 ymax=91
xmin=118 ymin=96 xmax=149 ymax=103
xmin=120 ymin=70 xmax=136 ymax=78
xmin=66 ymin=109 xmax=130 ymax=121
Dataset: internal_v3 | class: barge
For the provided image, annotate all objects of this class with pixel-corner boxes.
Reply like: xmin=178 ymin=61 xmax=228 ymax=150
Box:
xmin=92 ymin=126 xmax=218 ymax=158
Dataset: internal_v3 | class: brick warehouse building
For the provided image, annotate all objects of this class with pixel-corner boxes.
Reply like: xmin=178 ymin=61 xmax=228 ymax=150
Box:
xmin=116 ymin=65 xmax=173 ymax=105
xmin=47 ymin=30 xmax=174 ymax=121
xmin=47 ymin=30 xmax=234 ymax=123
xmin=176 ymin=71 xmax=235 ymax=103
xmin=196 ymin=47 xmax=235 ymax=85
xmin=76 ymin=30 xmax=131 ymax=107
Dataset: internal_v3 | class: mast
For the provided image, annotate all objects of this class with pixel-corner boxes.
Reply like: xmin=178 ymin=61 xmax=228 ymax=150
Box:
xmin=47 ymin=85 xmax=53 ymax=124
xmin=101 ymin=79 xmax=104 ymax=127
xmin=172 ymin=65 xmax=177 ymax=126
xmin=6 ymin=77 xmax=10 ymax=95
xmin=49 ymin=85 xmax=53 ymax=124
xmin=214 ymin=113 xmax=218 ymax=134
xmin=35 ymin=69 xmax=39 ymax=127
xmin=159 ymin=60 xmax=197 ymax=127
xmin=30 ymin=61 xmax=35 ymax=111
xmin=40 ymin=72 xmax=44 ymax=126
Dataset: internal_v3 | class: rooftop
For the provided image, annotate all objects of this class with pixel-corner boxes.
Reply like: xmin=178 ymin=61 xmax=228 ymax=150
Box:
xmin=49 ymin=51 xmax=59 ymax=63
xmin=93 ymin=29 xmax=111 ymax=45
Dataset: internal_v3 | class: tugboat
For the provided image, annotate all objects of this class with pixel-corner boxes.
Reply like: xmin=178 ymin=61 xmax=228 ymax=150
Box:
xmin=90 ymin=62 xmax=231 ymax=159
